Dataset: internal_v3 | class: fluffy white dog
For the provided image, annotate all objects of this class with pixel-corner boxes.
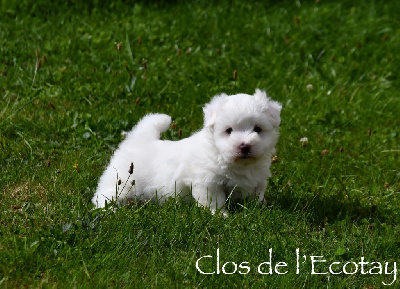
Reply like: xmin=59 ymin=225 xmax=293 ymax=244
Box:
xmin=92 ymin=89 xmax=282 ymax=214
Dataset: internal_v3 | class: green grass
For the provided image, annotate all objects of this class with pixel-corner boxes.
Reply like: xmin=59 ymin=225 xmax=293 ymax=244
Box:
xmin=1 ymin=0 xmax=400 ymax=287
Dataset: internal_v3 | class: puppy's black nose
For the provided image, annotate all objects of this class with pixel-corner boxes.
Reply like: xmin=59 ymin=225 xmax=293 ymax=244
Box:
xmin=239 ymin=143 xmax=251 ymax=155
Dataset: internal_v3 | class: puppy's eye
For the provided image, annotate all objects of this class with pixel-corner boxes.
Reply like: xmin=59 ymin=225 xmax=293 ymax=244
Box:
xmin=254 ymin=126 xmax=262 ymax=133
xmin=225 ymin=128 xmax=233 ymax=135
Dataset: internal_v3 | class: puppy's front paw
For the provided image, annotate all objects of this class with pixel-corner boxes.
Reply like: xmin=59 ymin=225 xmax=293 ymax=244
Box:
xmin=210 ymin=208 xmax=229 ymax=218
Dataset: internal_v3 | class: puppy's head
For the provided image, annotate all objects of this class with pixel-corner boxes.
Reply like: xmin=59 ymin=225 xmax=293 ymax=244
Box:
xmin=203 ymin=89 xmax=282 ymax=164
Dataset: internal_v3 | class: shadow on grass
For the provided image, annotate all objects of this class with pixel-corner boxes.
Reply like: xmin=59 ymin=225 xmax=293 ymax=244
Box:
xmin=266 ymin=178 xmax=396 ymax=226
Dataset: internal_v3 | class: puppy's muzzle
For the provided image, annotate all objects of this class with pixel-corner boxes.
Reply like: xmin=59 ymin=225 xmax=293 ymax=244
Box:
xmin=239 ymin=143 xmax=251 ymax=158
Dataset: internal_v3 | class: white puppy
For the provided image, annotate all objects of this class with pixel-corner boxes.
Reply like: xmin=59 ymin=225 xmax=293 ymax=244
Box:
xmin=92 ymin=89 xmax=282 ymax=214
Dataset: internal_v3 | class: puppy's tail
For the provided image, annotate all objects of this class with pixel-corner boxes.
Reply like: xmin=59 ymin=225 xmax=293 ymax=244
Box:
xmin=127 ymin=113 xmax=172 ymax=142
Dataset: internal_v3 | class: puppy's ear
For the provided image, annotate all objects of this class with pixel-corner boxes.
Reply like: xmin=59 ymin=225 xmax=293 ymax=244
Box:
xmin=254 ymin=89 xmax=282 ymax=128
xmin=203 ymin=93 xmax=228 ymax=127
xmin=267 ymin=99 xmax=282 ymax=128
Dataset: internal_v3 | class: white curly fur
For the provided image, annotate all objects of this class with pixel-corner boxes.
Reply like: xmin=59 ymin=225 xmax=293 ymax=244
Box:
xmin=92 ymin=89 xmax=282 ymax=215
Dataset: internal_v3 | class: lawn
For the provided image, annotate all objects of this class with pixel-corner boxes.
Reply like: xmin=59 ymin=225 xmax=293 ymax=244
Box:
xmin=1 ymin=0 xmax=400 ymax=287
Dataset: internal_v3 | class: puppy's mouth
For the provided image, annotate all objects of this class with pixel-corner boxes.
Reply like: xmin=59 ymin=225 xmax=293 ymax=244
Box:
xmin=238 ymin=152 xmax=252 ymax=159
xmin=233 ymin=153 xmax=257 ymax=164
